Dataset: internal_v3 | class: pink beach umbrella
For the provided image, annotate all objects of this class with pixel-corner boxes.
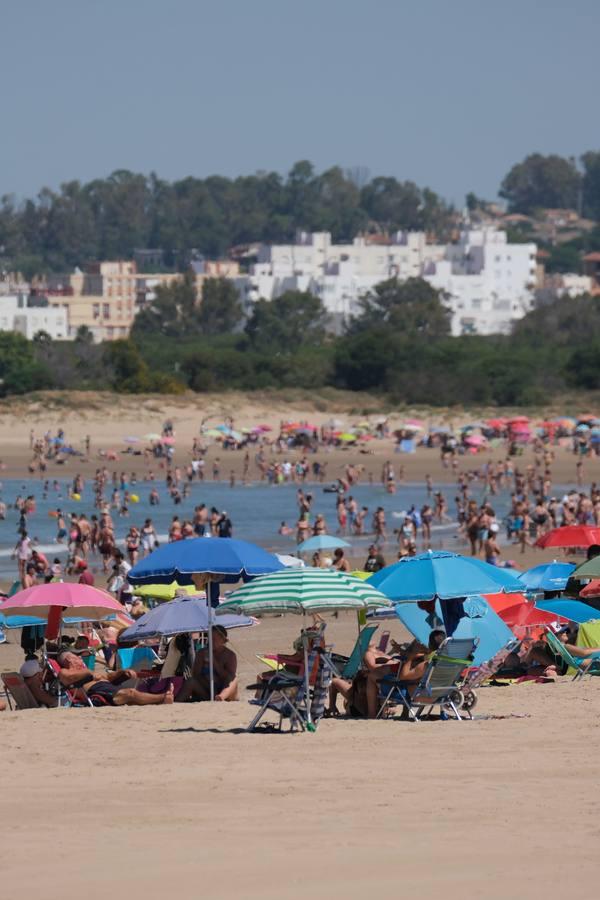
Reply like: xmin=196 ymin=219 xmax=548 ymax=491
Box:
xmin=0 ymin=582 xmax=124 ymax=622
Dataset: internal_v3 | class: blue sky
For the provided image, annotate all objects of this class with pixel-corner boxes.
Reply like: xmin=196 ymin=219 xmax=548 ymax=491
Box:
xmin=2 ymin=0 xmax=598 ymax=205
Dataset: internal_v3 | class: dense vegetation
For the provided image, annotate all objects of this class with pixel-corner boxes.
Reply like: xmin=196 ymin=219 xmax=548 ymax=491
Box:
xmin=0 ymin=163 xmax=454 ymax=277
xmin=5 ymin=280 xmax=600 ymax=407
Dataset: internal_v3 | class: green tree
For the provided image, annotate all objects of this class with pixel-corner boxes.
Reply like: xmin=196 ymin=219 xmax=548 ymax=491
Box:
xmin=348 ymin=277 xmax=451 ymax=338
xmin=499 ymin=154 xmax=581 ymax=214
xmin=198 ymin=278 xmax=243 ymax=335
xmin=0 ymin=332 xmax=52 ymax=395
xmin=581 ymin=151 xmax=600 ymax=222
xmin=244 ymin=290 xmax=328 ymax=352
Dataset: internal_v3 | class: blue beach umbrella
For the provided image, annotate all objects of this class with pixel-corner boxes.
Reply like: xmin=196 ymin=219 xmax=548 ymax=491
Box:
xmin=128 ymin=537 xmax=282 ymax=700
xmin=368 ymin=550 xmax=521 ymax=601
xmin=393 ymin=595 xmax=514 ymax=666
xmin=535 ymin=598 xmax=600 ymax=624
xmin=519 ymin=561 xmax=575 ymax=592
xmin=296 ymin=535 xmax=351 ymax=553
xmin=118 ymin=596 xmax=254 ymax=643
xmin=127 ymin=537 xmax=283 ymax=587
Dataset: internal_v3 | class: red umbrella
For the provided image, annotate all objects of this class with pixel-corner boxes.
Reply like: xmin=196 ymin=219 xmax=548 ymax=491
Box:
xmin=536 ymin=525 xmax=600 ymax=549
xmin=580 ymin=579 xmax=600 ymax=599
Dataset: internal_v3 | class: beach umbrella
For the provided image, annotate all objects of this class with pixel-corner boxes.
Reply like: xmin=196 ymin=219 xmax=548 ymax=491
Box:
xmin=128 ymin=537 xmax=283 ymax=700
xmin=161 ymin=436 xmax=175 ymax=445
xmin=296 ymin=535 xmax=351 ymax=553
xmin=204 ymin=428 xmax=223 ymax=438
xmin=464 ymin=434 xmax=486 ymax=446
xmin=118 ymin=596 xmax=254 ymax=643
xmin=221 ymin=568 xmax=392 ymax=723
xmin=0 ymin=583 xmax=124 ymax=637
xmin=536 ymin=525 xmax=600 ymax=549
xmin=393 ymin=595 xmax=514 ymax=666
xmin=128 ymin=538 xmax=283 ymax=587
xmin=572 ymin=555 xmax=600 ymax=580
xmin=338 ymin=433 xmax=357 ymax=442
xmin=276 ymin=554 xmax=305 ymax=568
xmin=580 ymin=579 xmax=600 ymax=599
xmin=131 ymin=582 xmax=197 ymax=602
xmin=144 ymin=433 xmax=161 ymax=441
xmin=518 ymin=561 xmax=576 ymax=592
xmin=535 ymin=598 xmax=600 ymax=624
xmin=367 ymin=550 xmax=522 ymax=602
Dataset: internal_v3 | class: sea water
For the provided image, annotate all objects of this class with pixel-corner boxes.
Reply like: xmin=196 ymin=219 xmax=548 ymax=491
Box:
xmin=0 ymin=476 xmax=524 ymax=582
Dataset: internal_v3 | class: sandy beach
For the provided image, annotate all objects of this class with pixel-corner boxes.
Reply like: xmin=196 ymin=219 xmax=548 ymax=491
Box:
xmin=1 ymin=611 xmax=600 ymax=900
xmin=1 ymin=391 xmax=600 ymax=900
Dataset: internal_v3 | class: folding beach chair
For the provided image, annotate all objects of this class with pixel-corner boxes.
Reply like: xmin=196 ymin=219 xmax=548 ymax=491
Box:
xmin=45 ymin=659 xmax=94 ymax=708
xmin=377 ymin=638 xmax=476 ymax=722
xmin=545 ymin=629 xmax=600 ymax=680
xmin=459 ymin=639 xmax=520 ymax=715
xmin=116 ymin=646 xmax=161 ymax=674
xmin=322 ymin=625 xmax=378 ymax=680
xmin=1 ymin=673 xmax=40 ymax=710
xmin=309 ymin=656 xmax=333 ymax=729
xmin=247 ymin=645 xmax=319 ymax=733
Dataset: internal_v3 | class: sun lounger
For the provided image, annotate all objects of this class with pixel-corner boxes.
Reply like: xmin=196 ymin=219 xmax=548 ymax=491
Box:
xmin=545 ymin=629 xmax=600 ymax=680
xmin=1 ymin=672 xmax=40 ymax=710
xmin=377 ymin=638 xmax=476 ymax=721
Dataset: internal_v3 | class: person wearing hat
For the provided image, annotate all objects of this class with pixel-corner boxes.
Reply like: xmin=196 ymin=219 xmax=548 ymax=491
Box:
xmin=19 ymin=656 xmax=57 ymax=708
xmin=177 ymin=626 xmax=238 ymax=702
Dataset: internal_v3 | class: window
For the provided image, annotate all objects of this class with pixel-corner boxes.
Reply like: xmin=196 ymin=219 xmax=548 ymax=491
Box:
xmin=103 ymin=304 xmax=110 ymax=318
xmin=93 ymin=304 xmax=100 ymax=319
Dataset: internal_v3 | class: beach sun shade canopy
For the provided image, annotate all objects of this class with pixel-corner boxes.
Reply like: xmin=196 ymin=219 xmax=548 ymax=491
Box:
xmin=219 ymin=568 xmax=392 ymax=616
xmin=367 ymin=550 xmax=522 ymax=602
xmin=580 ymin=579 xmax=600 ymax=599
xmin=127 ymin=537 xmax=284 ymax=586
xmin=0 ymin=582 xmax=124 ymax=621
xmin=572 ymin=555 xmax=600 ymax=580
xmin=394 ymin=595 xmax=514 ymax=666
xmin=535 ymin=598 xmax=600 ymax=624
xmin=518 ymin=561 xmax=576 ymax=592
xmin=535 ymin=526 xmax=600 ymax=550
xmin=296 ymin=535 xmax=351 ymax=553
xmin=118 ymin=597 xmax=254 ymax=643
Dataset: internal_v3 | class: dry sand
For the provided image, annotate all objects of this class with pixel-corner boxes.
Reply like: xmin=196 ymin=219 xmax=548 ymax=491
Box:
xmin=1 ymin=612 xmax=600 ymax=900
xmin=1 ymin=392 xmax=600 ymax=899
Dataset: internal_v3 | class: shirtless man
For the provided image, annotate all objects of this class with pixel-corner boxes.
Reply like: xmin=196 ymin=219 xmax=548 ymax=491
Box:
xmin=55 ymin=649 xmax=175 ymax=705
xmin=177 ymin=626 xmax=238 ymax=702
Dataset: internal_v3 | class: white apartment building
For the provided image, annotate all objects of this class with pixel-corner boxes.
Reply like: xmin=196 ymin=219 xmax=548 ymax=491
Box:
xmin=0 ymin=294 xmax=68 ymax=340
xmin=235 ymin=228 xmax=538 ymax=335
xmin=425 ymin=228 xmax=538 ymax=335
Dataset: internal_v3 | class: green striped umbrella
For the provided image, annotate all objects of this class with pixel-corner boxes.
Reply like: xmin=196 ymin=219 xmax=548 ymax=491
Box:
xmin=220 ymin=568 xmax=392 ymax=616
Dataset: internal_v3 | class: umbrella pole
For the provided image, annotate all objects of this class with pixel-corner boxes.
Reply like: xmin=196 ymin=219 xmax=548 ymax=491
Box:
xmin=302 ymin=621 xmax=312 ymax=727
xmin=193 ymin=574 xmax=214 ymax=701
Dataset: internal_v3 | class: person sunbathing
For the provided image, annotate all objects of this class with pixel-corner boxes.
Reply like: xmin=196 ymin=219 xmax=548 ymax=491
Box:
xmin=326 ymin=630 xmax=446 ymax=719
xmin=55 ymin=648 xmax=175 ymax=706
xmin=176 ymin=626 xmax=238 ymax=702
xmin=558 ymin=626 xmax=600 ymax=669
xmin=20 ymin=657 xmax=57 ymax=708
xmin=366 ymin=630 xmax=447 ymax=718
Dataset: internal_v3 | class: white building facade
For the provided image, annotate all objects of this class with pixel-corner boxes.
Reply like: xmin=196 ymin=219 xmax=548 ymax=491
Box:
xmin=235 ymin=228 xmax=538 ymax=335
xmin=0 ymin=294 xmax=68 ymax=340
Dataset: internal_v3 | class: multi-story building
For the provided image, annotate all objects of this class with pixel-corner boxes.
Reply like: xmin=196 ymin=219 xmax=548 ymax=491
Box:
xmin=0 ymin=294 xmax=68 ymax=340
xmin=424 ymin=228 xmax=538 ymax=335
xmin=234 ymin=228 xmax=538 ymax=335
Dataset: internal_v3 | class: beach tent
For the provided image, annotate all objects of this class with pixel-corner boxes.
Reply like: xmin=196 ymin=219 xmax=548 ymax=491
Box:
xmin=393 ymin=595 xmax=514 ymax=666
xmin=296 ymin=535 xmax=350 ymax=553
